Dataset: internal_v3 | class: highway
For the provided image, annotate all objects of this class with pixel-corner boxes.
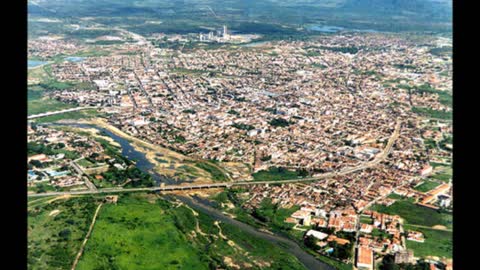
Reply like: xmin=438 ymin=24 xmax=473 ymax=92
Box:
xmin=27 ymin=121 xmax=401 ymax=198
xmin=27 ymin=107 xmax=94 ymax=120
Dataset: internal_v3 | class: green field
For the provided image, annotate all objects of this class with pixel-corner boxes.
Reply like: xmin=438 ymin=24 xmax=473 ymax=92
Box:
xmin=32 ymin=108 xmax=102 ymax=123
xmin=412 ymin=107 xmax=452 ymax=120
xmin=369 ymin=199 xmax=452 ymax=229
xmin=360 ymin=215 xmax=373 ymax=225
xmin=28 ymin=196 xmax=99 ymax=270
xmin=193 ymin=160 xmax=229 ymax=182
xmin=28 ymin=97 xmax=75 ymax=115
xmin=404 ymin=225 xmax=452 ymax=259
xmin=430 ymin=172 xmax=452 ymax=182
xmin=76 ymin=158 xmax=95 ymax=168
xmin=77 ymin=194 xmax=307 ymax=270
xmin=414 ymin=180 xmax=441 ymax=193
xmin=251 ymin=198 xmax=300 ymax=230
xmin=252 ymin=166 xmax=306 ymax=181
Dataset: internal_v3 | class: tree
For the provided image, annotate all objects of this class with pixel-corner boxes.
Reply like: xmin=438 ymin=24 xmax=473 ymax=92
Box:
xmin=304 ymin=235 xmax=317 ymax=249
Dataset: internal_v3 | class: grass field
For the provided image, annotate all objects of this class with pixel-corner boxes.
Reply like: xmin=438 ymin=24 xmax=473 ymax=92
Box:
xmin=404 ymin=225 xmax=452 ymax=259
xmin=369 ymin=199 xmax=452 ymax=229
xmin=76 ymin=158 xmax=95 ymax=168
xmin=77 ymin=195 xmax=210 ymax=270
xmin=77 ymin=194 xmax=307 ymax=270
xmin=412 ymin=107 xmax=452 ymax=120
xmin=193 ymin=160 xmax=229 ymax=182
xmin=28 ymin=97 xmax=75 ymax=115
xmin=32 ymin=109 xmax=102 ymax=123
xmin=360 ymin=216 xmax=374 ymax=224
xmin=28 ymin=196 xmax=99 ymax=270
xmin=414 ymin=180 xmax=441 ymax=193
xmin=252 ymin=166 xmax=305 ymax=181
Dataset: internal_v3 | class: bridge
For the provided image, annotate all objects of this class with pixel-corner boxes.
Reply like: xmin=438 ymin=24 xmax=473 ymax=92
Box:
xmin=27 ymin=121 xmax=401 ymax=198
xmin=27 ymin=107 xmax=94 ymax=120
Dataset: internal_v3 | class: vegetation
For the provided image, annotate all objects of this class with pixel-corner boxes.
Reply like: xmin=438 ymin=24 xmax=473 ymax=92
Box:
xmin=100 ymin=167 xmax=154 ymax=188
xmin=32 ymin=109 xmax=102 ymax=123
xmin=232 ymin=123 xmax=255 ymax=131
xmin=269 ymin=118 xmax=292 ymax=127
xmin=414 ymin=180 xmax=440 ymax=193
xmin=429 ymin=46 xmax=452 ymax=57
xmin=404 ymin=225 xmax=452 ymax=258
xmin=77 ymin=194 xmax=307 ymax=270
xmin=28 ymin=97 xmax=75 ymax=115
xmin=28 ymin=141 xmax=79 ymax=160
xmin=369 ymin=199 xmax=452 ymax=229
xmin=380 ymin=255 xmax=432 ymax=270
xmin=414 ymin=83 xmax=452 ymax=107
xmin=28 ymin=196 xmax=99 ymax=270
xmin=319 ymin=46 xmax=361 ymax=54
xmin=193 ymin=161 xmax=228 ymax=182
xmin=251 ymin=198 xmax=300 ymax=231
xmin=412 ymin=107 xmax=452 ymax=120
xmin=252 ymin=166 xmax=307 ymax=181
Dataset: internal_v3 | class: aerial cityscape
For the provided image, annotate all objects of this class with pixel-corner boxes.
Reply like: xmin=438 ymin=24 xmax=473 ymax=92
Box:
xmin=27 ymin=1 xmax=452 ymax=270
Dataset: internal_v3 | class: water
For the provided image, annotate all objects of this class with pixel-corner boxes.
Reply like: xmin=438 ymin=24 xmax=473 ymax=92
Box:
xmin=28 ymin=60 xmax=48 ymax=69
xmin=41 ymin=122 xmax=179 ymax=185
xmin=307 ymin=25 xmax=345 ymax=33
xmin=307 ymin=25 xmax=378 ymax=33
xmin=241 ymin=41 xmax=270 ymax=47
xmin=177 ymin=196 xmax=335 ymax=270
xmin=64 ymin=56 xmax=85 ymax=62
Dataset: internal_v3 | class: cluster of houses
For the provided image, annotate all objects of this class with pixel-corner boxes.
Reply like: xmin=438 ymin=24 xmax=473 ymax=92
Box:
xmin=32 ymin=33 xmax=451 ymax=177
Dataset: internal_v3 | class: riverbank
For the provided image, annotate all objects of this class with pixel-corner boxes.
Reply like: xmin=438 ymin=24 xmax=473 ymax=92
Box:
xmin=177 ymin=195 xmax=335 ymax=270
xmin=67 ymin=118 xmax=229 ymax=185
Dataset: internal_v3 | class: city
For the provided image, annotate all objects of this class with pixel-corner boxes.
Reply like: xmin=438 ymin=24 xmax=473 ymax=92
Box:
xmin=27 ymin=1 xmax=453 ymax=270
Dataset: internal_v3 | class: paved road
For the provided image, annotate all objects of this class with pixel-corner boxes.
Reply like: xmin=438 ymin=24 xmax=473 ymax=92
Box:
xmin=28 ymin=121 xmax=401 ymax=198
xmin=28 ymin=107 xmax=93 ymax=120
xmin=70 ymin=160 xmax=97 ymax=192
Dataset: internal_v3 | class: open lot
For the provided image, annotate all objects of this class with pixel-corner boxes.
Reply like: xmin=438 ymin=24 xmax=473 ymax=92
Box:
xmin=28 ymin=196 xmax=99 ymax=270
xmin=76 ymin=194 xmax=307 ymax=270
xmin=404 ymin=225 xmax=452 ymax=259
xmin=369 ymin=199 xmax=452 ymax=229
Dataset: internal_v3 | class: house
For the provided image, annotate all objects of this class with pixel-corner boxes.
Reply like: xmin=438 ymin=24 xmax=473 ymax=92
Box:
xmin=419 ymin=165 xmax=433 ymax=177
xmin=291 ymin=210 xmax=312 ymax=226
xmin=28 ymin=154 xmax=50 ymax=163
xmin=394 ymin=249 xmax=414 ymax=264
xmin=356 ymin=246 xmax=373 ymax=270
xmin=105 ymin=195 xmax=118 ymax=204
xmin=407 ymin=231 xmax=425 ymax=243
xmin=327 ymin=235 xmax=350 ymax=246
xmin=305 ymin=230 xmax=328 ymax=241
xmin=360 ymin=224 xmax=373 ymax=234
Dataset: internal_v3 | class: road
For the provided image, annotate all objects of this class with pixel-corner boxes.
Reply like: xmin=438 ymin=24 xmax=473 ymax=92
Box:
xmin=70 ymin=203 xmax=103 ymax=270
xmin=27 ymin=121 xmax=401 ymax=198
xmin=28 ymin=107 xmax=94 ymax=120
xmin=70 ymin=160 xmax=97 ymax=192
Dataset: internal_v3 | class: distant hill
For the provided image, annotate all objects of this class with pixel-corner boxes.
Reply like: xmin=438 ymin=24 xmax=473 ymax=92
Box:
xmin=28 ymin=0 xmax=452 ymax=33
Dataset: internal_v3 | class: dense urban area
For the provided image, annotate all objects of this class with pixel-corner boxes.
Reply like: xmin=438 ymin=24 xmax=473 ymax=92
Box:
xmin=28 ymin=2 xmax=452 ymax=270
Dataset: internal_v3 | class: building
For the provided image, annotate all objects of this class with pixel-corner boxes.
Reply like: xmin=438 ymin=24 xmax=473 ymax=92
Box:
xmin=356 ymin=246 xmax=374 ymax=270
xmin=291 ymin=210 xmax=312 ymax=226
xmin=305 ymin=229 xmax=328 ymax=241
xmin=105 ymin=195 xmax=118 ymax=204
xmin=394 ymin=249 xmax=414 ymax=264
xmin=223 ymin=25 xmax=228 ymax=39
xmin=438 ymin=194 xmax=451 ymax=207
xmin=420 ymin=165 xmax=433 ymax=177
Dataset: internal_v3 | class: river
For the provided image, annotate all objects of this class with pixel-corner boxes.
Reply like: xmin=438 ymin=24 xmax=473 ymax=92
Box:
xmin=28 ymin=60 xmax=49 ymax=69
xmin=306 ymin=24 xmax=378 ymax=33
xmin=176 ymin=195 xmax=335 ymax=270
xmin=40 ymin=122 xmax=177 ymax=185
xmin=40 ymin=121 xmax=335 ymax=269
